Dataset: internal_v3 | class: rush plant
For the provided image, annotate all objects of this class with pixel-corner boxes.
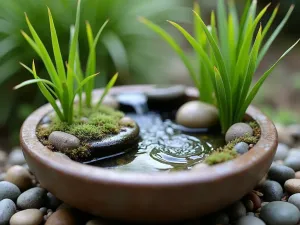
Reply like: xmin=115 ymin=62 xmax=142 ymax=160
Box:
xmin=141 ymin=0 xmax=299 ymax=133
xmin=14 ymin=0 xmax=118 ymax=124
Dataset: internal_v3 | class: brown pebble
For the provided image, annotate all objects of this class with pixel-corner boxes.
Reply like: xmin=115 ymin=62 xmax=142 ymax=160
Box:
xmin=10 ymin=209 xmax=43 ymax=225
xmin=246 ymin=192 xmax=261 ymax=211
xmin=285 ymin=179 xmax=300 ymax=194
xmin=45 ymin=209 xmax=77 ymax=225
xmin=295 ymin=171 xmax=300 ymax=179
xmin=5 ymin=165 xmax=33 ymax=191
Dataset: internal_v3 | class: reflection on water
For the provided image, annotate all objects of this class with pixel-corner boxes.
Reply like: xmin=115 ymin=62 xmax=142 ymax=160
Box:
xmin=92 ymin=112 xmax=225 ymax=172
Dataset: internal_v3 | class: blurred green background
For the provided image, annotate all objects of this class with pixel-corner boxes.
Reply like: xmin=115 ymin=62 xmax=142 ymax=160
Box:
xmin=0 ymin=0 xmax=299 ymax=148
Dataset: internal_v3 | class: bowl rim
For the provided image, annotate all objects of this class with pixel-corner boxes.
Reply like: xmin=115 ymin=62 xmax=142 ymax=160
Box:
xmin=20 ymin=85 xmax=278 ymax=187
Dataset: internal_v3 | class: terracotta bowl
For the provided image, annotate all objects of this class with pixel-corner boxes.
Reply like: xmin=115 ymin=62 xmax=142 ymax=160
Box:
xmin=20 ymin=85 xmax=278 ymax=223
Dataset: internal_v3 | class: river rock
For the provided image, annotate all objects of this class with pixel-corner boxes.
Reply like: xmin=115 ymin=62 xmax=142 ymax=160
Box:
xmin=8 ymin=148 xmax=25 ymax=166
xmin=0 ymin=199 xmax=16 ymax=225
xmin=17 ymin=187 xmax=47 ymax=209
xmin=227 ymin=201 xmax=246 ymax=221
xmin=48 ymin=131 xmax=80 ymax=152
xmin=45 ymin=209 xmax=77 ymax=225
xmin=295 ymin=171 xmax=300 ymax=179
xmin=0 ymin=181 xmax=21 ymax=201
xmin=46 ymin=192 xmax=61 ymax=210
xmin=10 ymin=209 xmax=43 ymax=225
xmin=234 ymin=142 xmax=249 ymax=155
xmin=225 ymin=123 xmax=253 ymax=143
xmin=274 ymin=143 xmax=289 ymax=161
xmin=276 ymin=124 xmax=294 ymax=146
xmin=175 ymin=101 xmax=218 ymax=128
xmin=268 ymin=164 xmax=295 ymax=184
xmin=5 ymin=165 xmax=33 ymax=191
xmin=261 ymin=180 xmax=283 ymax=201
xmin=260 ymin=201 xmax=300 ymax=225
xmin=288 ymin=193 xmax=300 ymax=210
xmin=236 ymin=216 xmax=266 ymax=225
xmin=284 ymin=150 xmax=300 ymax=171
xmin=0 ymin=174 xmax=5 ymax=182
xmin=285 ymin=179 xmax=300 ymax=194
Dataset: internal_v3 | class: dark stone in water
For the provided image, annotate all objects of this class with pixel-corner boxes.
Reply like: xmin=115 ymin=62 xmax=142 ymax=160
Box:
xmin=117 ymin=93 xmax=148 ymax=114
xmin=85 ymin=122 xmax=140 ymax=164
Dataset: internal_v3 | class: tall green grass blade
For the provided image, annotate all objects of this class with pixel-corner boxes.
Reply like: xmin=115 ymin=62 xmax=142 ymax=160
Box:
xmin=48 ymin=7 xmax=66 ymax=82
xmin=13 ymin=79 xmax=56 ymax=90
xmin=261 ymin=5 xmax=279 ymax=41
xmin=96 ymin=73 xmax=118 ymax=108
xmin=75 ymin=73 xmax=99 ymax=95
xmin=217 ymin=0 xmax=229 ymax=69
xmin=237 ymin=39 xmax=300 ymax=121
xmin=140 ymin=17 xmax=200 ymax=89
xmin=258 ymin=5 xmax=295 ymax=64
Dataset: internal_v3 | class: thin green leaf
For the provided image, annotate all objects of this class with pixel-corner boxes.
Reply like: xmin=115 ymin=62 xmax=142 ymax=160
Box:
xmin=13 ymin=78 xmax=56 ymax=90
xmin=217 ymin=0 xmax=229 ymax=68
xmin=75 ymin=73 xmax=99 ymax=95
xmin=96 ymin=73 xmax=118 ymax=108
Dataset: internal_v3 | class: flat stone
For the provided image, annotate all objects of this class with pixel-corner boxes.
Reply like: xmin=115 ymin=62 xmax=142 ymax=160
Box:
xmin=176 ymin=101 xmax=218 ymax=128
xmin=10 ymin=209 xmax=43 ymax=225
xmin=234 ymin=142 xmax=249 ymax=155
xmin=146 ymin=85 xmax=186 ymax=101
xmin=8 ymin=148 xmax=25 ymax=166
xmin=268 ymin=164 xmax=295 ymax=184
xmin=17 ymin=187 xmax=47 ymax=209
xmin=236 ymin=216 xmax=266 ymax=225
xmin=48 ymin=131 xmax=80 ymax=152
xmin=5 ymin=165 xmax=33 ymax=191
xmin=0 ymin=181 xmax=21 ymax=202
xmin=0 ymin=199 xmax=16 ymax=225
xmin=261 ymin=180 xmax=283 ymax=201
xmin=288 ymin=193 xmax=300 ymax=211
xmin=285 ymin=179 xmax=300 ymax=194
xmin=274 ymin=143 xmax=289 ymax=161
xmin=227 ymin=201 xmax=246 ymax=221
xmin=225 ymin=123 xmax=253 ymax=143
xmin=260 ymin=201 xmax=300 ymax=225
xmin=45 ymin=209 xmax=77 ymax=225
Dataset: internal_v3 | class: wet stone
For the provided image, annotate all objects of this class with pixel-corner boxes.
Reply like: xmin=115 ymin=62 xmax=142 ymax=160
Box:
xmin=236 ymin=216 xmax=266 ymax=225
xmin=227 ymin=201 xmax=246 ymax=221
xmin=10 ymin=209 xmax=43 ymax=225
xmin=284 ymin=179 xmax=300 ymax=194
xmin=8 ymin=148 xmax=25 ymax=166
xmin=260 ymin=201 xmax=300 ymax=225
xmin=175 ymin=101 xmax=218 ymax=128
xmin=234 ymin=142 xmax=249 ymax=155
xmin=146 ymin=85 xmax=186 ymax=101
xmin=48 ymin=131 xmax=80 ymax=152
xmin=17 ymin=187 xmax=47 ymax=209
xmin=274 ymin=143 xmax=289 ymax=161
xmin=268 ymin=164 xmax=295 ymax=184
xmin=225 ymin=123 xmax=253 ymax=143
xmin=0 ymin=181 xmax=21 ymax=202
xmin=0 ymin=199 xmax=16 ymax=225
xmin=288 ymin=193 xmax=300 ymax=211
xmin=5 ymin=165 xmax=33 ymax=191
xmin=261 ymin=180 xmax=283 ymax=201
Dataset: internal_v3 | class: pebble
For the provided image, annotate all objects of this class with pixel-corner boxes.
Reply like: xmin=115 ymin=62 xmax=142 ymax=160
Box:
xmin=45 ymin=209 xmax=77 ymax=225
xmin=288 ymin=193 xmax=300 ymax=210
xmin=48 ymin=131 xmax=80 ymax=152
xmin=10 ymin=209 xmax=43 ymax=225
xmin=0 ymin=181 xmax=21 ymax=201
xmin=227 ymin=201 xmax=246 ymax=221
xmin=284 ymin=179 xmax=300 ymax=194
xmin=295 ymin=171 xmax=300 ymax=179
xmin=260 ymin=201 xmax=300 ymax=225
xmin=288 ymin=124 xmax=300 ymax=141
xmin=284 ymin=149 xmax=300 ymax=171
xmin=243 ymin=200 xmax=254 ymax=212
xmin=8 ymin=148 xmax=26 ymax=166
xmin=39 ymin=207 xmax=47 ymax=215
xmin=0 ymin=199 xmax=16 ymax=225
xmin=119 ymin=117 xmax=135 ymax=127
xmin=234 ymin=142 xmax=249 ymax=155
xmin=245 ymin=192 xmax=261 ymax=211
xmin=46 ymin=192 xmax=62 ymax=210
xmin=0 ymin=150 xmax=7 ymax=167
xmin=175 ymin=101 xmax=219 ymax=128
xmin=225 ymin=123 xmax=253 ymax=143
xmin=5 ymin=165 xmax=33 ymax=191
xmin=261 ymin=180 xmax=283 ymax=201
xmin=0 ymin=173 xmax=5 ymax=182
xmin=276 ymin=124 xmax=294 ymax=146
xmin=268 ymin=164 xmax=295 ymax=184
xmin=274 ymin=143 xmax=290 ymax=161
xmin=101 ymin=95 xmax=119 ymax=110
xmin=17 ymin=187 xmax=47 ymax=209
xmin=236 ymin=216 xmax=266 ymax=225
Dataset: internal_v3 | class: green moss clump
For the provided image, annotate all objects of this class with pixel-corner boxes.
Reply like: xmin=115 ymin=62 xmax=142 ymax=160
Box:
xmin=205 ymin=121 xmax=260 ymax=166
xmin=37 ymin=105 xmax=125 ymax=160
